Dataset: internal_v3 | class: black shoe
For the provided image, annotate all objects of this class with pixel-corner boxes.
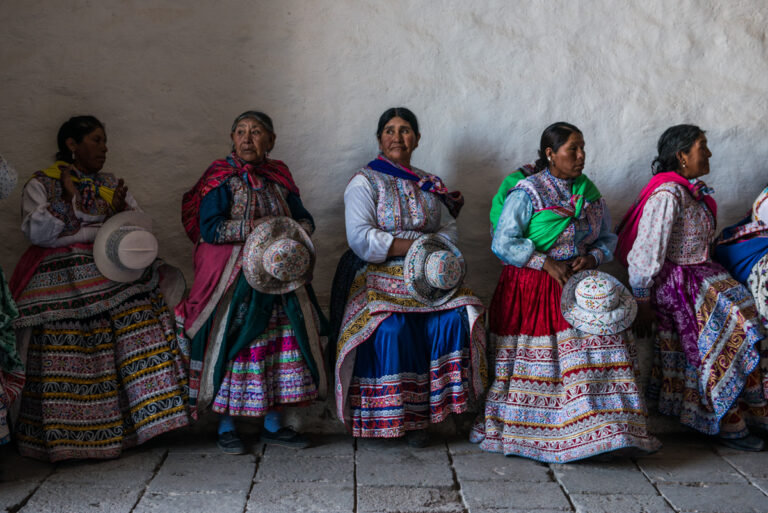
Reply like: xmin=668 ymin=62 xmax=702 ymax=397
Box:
xmin=260 ymin=427 xmax=310 ymax=449
xmin=717 ymin=434 xmax=765 ymax=452
xmin=405 ymin=429 xmax=429 ymax=448
xmin=217 ymin=431 xmax=246 ymax=455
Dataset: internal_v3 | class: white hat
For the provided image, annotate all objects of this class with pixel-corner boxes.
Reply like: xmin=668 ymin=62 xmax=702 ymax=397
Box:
xmin=752 ymin=186 xmax=768 ymax=224
xmin=242 ymin=216 xmax=315 ymax=294
xmin=94 ymin=211 xmax=159 ymax=283
xmin=0 ymin=153 xmax=18 ymax=200
xmin=560 ymin=270 xmax=637 ymax=335
xmin=404 ymin=234 xmax=466 ymax=306
xmin=157 ymin=263 xmax=186 ymax=309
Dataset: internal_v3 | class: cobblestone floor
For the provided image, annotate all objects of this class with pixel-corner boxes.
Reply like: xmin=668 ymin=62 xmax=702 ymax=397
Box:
xmin=1 ymin=433 xmax=767 ymax=513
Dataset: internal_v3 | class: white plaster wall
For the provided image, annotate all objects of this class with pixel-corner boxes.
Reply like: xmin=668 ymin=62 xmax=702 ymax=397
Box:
xmin=2 ymin=0 xmax=768 ymax=304
xmin=1 ymin=1 xmax=767 ymax=433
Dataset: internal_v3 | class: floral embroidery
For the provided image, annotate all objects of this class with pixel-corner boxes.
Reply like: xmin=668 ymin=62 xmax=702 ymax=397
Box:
xmin=213 ymin=176 xmax=291 ymax=244
xmin=516 ymin=171 xmax=606 ymax=261
xmin=356 ymin=168 xmax=441 ymax=233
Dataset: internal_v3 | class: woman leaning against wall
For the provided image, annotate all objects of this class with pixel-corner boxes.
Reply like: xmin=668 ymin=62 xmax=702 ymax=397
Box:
xmin=617 ymin=124 xmax=768 ymax=451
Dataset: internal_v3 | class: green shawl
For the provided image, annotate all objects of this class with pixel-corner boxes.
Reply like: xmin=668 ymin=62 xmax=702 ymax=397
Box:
xmin=525 ymin=174 xmax=602 ymax=251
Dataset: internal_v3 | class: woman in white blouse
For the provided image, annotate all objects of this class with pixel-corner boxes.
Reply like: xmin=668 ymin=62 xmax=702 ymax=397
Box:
xmin=11 ymin=116 xmax=189 ymax=461
xmin=617 ymin=124 xmax=768 ymax=451
xmin=331 ymin=107 xmax=486 ymax=447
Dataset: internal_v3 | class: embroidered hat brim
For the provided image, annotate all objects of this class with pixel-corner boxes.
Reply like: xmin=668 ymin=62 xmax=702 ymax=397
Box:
xmin=242 ymin=216 xmax=315 ymax=294
xmin=93 ymin=211 xmax=157 ymax=283
xmin=560 ymin=270 xmax=638 ymax=335
xmin=404 ymin=233 xmax=466 ymax=306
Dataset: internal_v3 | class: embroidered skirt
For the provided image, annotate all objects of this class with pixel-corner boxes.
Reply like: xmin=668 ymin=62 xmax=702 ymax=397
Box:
xmin=348 ymin=310 xmax=470 ymax=437
xmin=212 ymin=300 xmax=317 ymax=416
xmin=648 ymin=260 xmax=767 ymax=435
xmin=16 ymin=289 xmax=190 ymax=462
xmin=471 ymin=265 xmax=660 ymax=463
xmin=334 ymin=257 xmax=487 ymax=435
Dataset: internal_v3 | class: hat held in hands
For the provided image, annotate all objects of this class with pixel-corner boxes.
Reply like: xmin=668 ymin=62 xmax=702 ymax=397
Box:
xmin=404 ymin=233 xmax=466 ymax=306
xmin=242 ymin=216 xmax=315 ymax=294
xmin=94 ymin=211 xmax=159 ymax=283
xmin=561 ymin=270 xmax=637 ymax=335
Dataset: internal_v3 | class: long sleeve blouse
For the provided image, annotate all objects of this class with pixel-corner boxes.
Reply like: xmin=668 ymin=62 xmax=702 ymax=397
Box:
xmin=344 ymin=172 xmax=457 ymax=264
xmin=491 ymin=170 xmax=616 ymax=269
xmin=627 ymin=181 xmax=715 ymax=299
xmin=21 ymin=175 xmax=139 ymax=248
xmin=199 ymin=175 xmax=314 ymax=245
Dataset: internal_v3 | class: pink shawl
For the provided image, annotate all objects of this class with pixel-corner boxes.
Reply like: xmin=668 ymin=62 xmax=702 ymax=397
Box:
xmin=615 ymin=172 xmax=717 ymax=267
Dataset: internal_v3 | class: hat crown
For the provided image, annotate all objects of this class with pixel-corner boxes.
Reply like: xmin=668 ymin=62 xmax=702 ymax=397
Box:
xmin=753 ymin=187 xmax=768 ymax=223
xmin=262 ymin=238 xmax=310 ymax=282
xmin=574 ymin=275 xmax=619 ymax=312
xmin=105 ymin=226 xmax=158 ymax=271
xmin=424 ymin=250 xmax=462 ymax=290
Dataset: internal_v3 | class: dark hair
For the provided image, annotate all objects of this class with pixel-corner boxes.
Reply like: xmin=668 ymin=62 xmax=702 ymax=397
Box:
xmin=652 ymin=124 xmax=705 ymax=174
xmin=230 ymin=110 xmax=274 ymax=134
xmin=534 ymin=122 xmax=582 ymax=172
xmin=56 ymin=115 xmax=105 ymax=163
xmin=376 ymin=107 xmax=420 ymax=140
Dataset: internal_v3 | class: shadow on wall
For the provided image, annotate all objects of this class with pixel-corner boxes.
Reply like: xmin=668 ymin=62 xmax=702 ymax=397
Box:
xmin=446 ymin=137 xmax=519 ymax=303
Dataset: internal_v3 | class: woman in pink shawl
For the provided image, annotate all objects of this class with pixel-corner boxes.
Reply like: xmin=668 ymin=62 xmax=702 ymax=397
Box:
xmin=175 ymin=111 xmax=326 ymax=454
xmin=616 ymin=124 xmax=767 ymax=451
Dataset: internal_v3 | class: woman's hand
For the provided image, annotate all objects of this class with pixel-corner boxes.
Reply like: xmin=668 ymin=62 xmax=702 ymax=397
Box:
xmin=387 ymin=238 xmax=415 ymax=258
xmin=632 ymin=301 xmax=656 ymax=339
xmin=542 ymin=257 xmax=574 ymax=286
xmin=570 ymin=254 xmax=597 ymax=272
xmin=59 ymin=164 xmax=77 ymax=203
xmin=112 ymin=179 xmax=128 ymax=212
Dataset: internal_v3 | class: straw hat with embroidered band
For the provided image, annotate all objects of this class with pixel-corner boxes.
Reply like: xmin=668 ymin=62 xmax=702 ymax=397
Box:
xmin=242 ymin=216 xmax=315 ymax=294
xmin=404 ymin=233 xmax=466 ymax=306
xmin=560 ymin=270 xmax=637 ymax=336
xmin=93 ymin=211 xmax=159 ymax=283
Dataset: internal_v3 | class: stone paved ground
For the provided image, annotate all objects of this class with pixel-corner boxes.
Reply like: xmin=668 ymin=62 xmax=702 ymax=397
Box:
xmin=1 ymin=433 xmax=767 ymax=513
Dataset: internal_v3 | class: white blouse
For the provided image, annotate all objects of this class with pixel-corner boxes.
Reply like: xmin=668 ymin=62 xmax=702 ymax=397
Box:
xmin=21 ymin=176 xmax=139 ymax=248
xmin=344 ymin=174 xmax=457 ymax=263
xmin=627 ymin=181 xmax=715 ymax=298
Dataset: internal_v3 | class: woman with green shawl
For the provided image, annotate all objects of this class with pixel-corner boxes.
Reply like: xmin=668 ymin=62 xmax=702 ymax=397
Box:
xmin=470 ymin=122 xmax=659 ymax=462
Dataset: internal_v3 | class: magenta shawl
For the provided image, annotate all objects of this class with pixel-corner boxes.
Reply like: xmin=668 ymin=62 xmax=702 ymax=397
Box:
xmin=615 ymin=172 xmax=717 ymax=267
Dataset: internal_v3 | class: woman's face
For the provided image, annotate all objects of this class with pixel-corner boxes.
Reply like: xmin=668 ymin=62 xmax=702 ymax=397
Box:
xmin=68 ymin=127 xmax=107 ymax=175
xmin=231 ymin=118 xmax=275 ymax=164
xmin=378 ymin=116 xmax=420 ymax=167
xmin=678 ymin=135 xmax=711 ymax=179
xmin=546 ymin=132 xmax=585 ymax=180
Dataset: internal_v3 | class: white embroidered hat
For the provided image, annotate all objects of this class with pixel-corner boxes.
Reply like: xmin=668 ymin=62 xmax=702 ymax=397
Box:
xmin=242 ymin=216 xmax=315 ymax=294
xmin=0 ymin=153 xmax=18 ymax=200
xmin=752 ymin=186 xmax=768 ymax=223
xmin=94 ymin=211 xmax=159 ymax=283
xmin=404 ymin=233 xmax=466 ymax=306
xmin=560 ymin=270 xmax=637 ymax=335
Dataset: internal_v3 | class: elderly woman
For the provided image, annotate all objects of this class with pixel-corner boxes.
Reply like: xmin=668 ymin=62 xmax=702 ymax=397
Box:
xmin=715 ymin=185 xmax=768 ymax=325
xmin=617 ymin=124 xmax=767 ymax=451
xmin=0 ymin=155 xmax=22 ymax=446
xmin=176 ymin=111 xmax=325 ymax=454
xmin=11 ymin=116 xmax=189 ymax=461
xmin=471 ymin=122 xmax=659 ymax=463
xmin=331 ymin=107 xmax=486 ymax=447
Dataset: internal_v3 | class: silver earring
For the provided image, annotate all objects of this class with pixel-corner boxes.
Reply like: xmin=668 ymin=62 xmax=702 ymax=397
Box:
xmin=682 ymin=161 xmax=686 ymax=168
xmin=71 ymin=151 xmax=76 ymax=161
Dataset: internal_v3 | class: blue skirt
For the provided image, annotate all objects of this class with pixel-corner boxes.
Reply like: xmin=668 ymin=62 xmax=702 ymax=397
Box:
xmin=349 ymin=308 xmax=470 ymax=437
